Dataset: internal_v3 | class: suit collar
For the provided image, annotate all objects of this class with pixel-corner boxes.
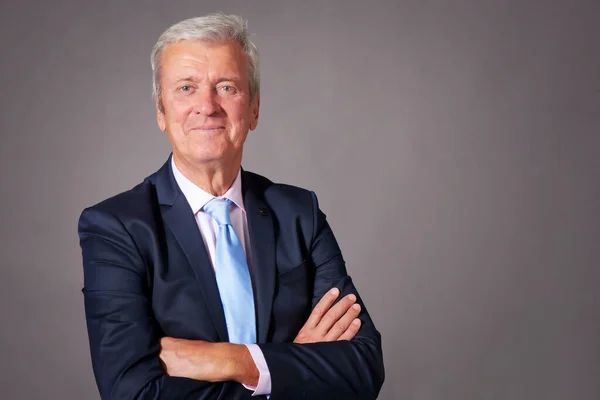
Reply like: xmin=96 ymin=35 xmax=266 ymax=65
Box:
xmin=155 ymin=154 xmax=180 ymax=206
xmin=170 ymin=157 xmax=245 ymax=214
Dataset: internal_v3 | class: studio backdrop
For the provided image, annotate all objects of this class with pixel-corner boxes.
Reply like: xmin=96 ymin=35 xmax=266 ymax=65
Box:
xmin=0 ymin=1 xmax=598 ymax=399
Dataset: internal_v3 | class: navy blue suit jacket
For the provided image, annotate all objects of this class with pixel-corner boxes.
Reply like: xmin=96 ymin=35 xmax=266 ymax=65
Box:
xmin=79 ymin=158 xmax=384 ymax=399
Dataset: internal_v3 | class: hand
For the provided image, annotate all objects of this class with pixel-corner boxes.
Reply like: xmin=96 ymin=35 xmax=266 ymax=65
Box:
xmin=159 ymin=337 xmax=259 ymax=386
xmin=294 ymin=288 xmax=362 ymax=344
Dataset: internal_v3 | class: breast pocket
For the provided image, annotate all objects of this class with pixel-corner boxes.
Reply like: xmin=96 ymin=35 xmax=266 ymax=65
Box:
xmin=271 ymin=260 xmax=314 ymax=342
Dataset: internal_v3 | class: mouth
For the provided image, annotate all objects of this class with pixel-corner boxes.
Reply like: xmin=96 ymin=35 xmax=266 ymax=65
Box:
xmin=190 ymin=125 xmax=226 ymax=131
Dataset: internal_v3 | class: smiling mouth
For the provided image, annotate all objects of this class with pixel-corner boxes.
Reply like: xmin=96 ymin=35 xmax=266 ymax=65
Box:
xmin=191 ymin=126 xmax=226 ymax=131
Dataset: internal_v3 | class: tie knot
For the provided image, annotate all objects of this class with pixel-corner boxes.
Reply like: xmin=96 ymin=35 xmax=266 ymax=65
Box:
xmin=203 ymin=198 xmax=233 ymax=226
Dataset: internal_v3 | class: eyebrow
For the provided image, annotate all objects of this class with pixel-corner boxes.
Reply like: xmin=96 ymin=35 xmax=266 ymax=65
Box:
xmin=174 ymin=77 xmax=198 ymax=84
xmin=215 ymin=76 xmax=242 ymax=84
xmin=173 ymin=76 xmax=241 ymax=84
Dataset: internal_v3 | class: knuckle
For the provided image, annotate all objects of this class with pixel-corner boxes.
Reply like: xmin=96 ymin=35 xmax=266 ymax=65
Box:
xmin=329 ymin=321 xmax=344 ymax=333
xmin=314 ymin=304 xmax=329 ymax=315
xmin=349 ymin=304 xmax=361 ymax=315
xmin=321 ymin=314 xmax=336 ymax=326
xmin=332 ymin=323 xmax=346 ymax=337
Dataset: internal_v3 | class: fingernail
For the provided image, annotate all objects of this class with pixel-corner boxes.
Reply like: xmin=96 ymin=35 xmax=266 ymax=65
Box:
xmin=348 ymin=294 xmax=356 ymax=302
xmin=353 ymin=319 xmax=361 ymax=325
xmin=352 ymin=304 xmax=361 ymax=311
xmin=329 ymin=288 xmax=339 ymax=296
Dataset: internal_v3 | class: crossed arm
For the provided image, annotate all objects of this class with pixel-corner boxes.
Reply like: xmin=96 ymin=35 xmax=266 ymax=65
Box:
xmin=159 ymin=287 xmax=363 ymax=386
xmin=80 ymin=196 xmax=384 ymax=399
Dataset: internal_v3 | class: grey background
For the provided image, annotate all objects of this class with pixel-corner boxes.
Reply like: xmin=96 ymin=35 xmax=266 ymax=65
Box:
xmin=1 ymin=0 xmax=598 ymax=399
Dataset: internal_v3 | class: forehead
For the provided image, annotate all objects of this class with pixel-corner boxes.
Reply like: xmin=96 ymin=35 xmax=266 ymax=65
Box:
xmin=160 ymin=39 xmax=248 ymax=80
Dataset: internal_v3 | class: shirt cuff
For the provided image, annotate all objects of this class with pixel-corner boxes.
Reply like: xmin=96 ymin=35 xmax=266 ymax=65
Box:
xmin=242 ymin=344 xmax=272 ymax=396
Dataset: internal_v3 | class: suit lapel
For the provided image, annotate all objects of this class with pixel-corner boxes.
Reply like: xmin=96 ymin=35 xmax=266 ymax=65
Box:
xmin=242 ymin=171 xmax=276 ymax=343
xmin=154 ymin=159 xmax=276 ymax=344
xmin=156 ymin=158 xmax=228 ymax=342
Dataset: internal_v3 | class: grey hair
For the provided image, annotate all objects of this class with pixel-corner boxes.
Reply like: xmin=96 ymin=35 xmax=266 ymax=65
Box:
xmin=151 ymin=12 xmax=260 ymax=112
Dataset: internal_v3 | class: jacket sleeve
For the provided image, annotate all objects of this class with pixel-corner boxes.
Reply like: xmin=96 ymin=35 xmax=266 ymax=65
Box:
xmin=257 ymin=192 xmax=385 ymax=400
xmin=79 ymin=207 xmax=255 ymax=400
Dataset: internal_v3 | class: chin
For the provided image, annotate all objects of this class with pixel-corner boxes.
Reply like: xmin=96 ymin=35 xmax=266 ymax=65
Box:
xmin=189 ymin=149 xmax=230 ymax=165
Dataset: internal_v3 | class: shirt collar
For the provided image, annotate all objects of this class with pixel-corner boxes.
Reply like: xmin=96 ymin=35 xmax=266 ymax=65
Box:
xmin=171 ymin=157 xmax=245 ymax=215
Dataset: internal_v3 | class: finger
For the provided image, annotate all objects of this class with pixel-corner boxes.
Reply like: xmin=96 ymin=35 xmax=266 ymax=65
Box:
xmin=324 ymin=303 xmax=361 ymax=341
xmin=304 ymin=287 xmax=340 ymax=328
xmin=160 ymin=336 xmax=176 ymax=349
xmin=337 ymin=318 xmax=362 ymax=341
xmin=159 ymin=347 xmax=172 ymax=365
xmin=159 ymin=351 xmax=171 ymax=372
xmin=315 ymin=293 xmax=357 ymax=335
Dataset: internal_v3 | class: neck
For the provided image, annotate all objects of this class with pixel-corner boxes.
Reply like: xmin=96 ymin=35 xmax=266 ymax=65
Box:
xmin=172 ymin=154 xmax=241 ymax=196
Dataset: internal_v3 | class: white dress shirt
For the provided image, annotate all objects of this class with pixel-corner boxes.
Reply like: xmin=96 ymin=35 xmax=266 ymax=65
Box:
xmin=171 ymin=158 xmax=271 ymax=396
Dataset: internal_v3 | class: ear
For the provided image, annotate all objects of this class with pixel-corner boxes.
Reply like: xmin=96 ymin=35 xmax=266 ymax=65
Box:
xmin=155 ymin=98 xmax=166 ymax=132
xmin=249 ymin=92 xmax=260 ymax=131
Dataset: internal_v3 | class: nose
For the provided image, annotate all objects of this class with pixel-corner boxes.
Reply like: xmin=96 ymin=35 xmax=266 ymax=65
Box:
xmin=195 ymin=87 xmax=220 ymax=116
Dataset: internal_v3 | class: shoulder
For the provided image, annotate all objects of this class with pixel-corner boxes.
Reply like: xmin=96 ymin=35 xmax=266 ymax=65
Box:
xmin=242 ymin=170 xmax=317 ymax=211
xmin=78 ymin=170 xmax=161 ymax=230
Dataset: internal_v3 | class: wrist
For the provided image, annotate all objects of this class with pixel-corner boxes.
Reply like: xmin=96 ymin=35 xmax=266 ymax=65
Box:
xmin=227 ymin=344 xmax=259 ymax=387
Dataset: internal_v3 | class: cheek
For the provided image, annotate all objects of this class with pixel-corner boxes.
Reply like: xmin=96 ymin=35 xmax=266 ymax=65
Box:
xmin=165 ymin=113 xmax=192 ymax=135
xmin=166 ymin=97 xmax=194 ymax=123
xmin=229 ymin=110 xmax=252 ymax=134
xmin=226 ymin=98 xmax=250 ymax=120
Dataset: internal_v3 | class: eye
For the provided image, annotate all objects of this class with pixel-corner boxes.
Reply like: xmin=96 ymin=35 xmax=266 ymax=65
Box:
xmin=179 ymin=85 xmax=194 ymax=93
xmin=218 ymin=85 xmax=236 ymax=94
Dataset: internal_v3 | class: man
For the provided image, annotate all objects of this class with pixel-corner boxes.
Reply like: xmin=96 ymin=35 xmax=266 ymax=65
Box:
xmin=79 ymin=12 xmax=384 ymax=400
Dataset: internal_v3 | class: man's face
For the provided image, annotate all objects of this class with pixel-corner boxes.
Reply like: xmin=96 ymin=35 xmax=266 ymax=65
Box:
xmin=156 ymin=40 xmax=259 ymax=169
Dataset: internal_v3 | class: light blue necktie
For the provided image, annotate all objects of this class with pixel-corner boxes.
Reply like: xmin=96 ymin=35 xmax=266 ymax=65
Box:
xmin=203 ymin=198 xmax=256 ymax=344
